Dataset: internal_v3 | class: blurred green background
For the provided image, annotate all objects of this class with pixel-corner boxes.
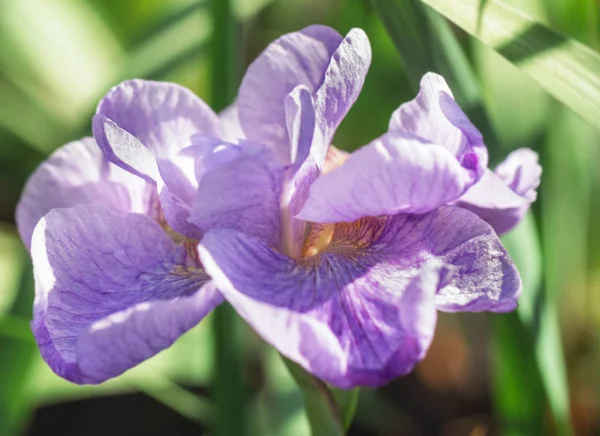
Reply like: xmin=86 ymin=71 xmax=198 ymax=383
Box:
xmin=1 ymin=0 xmax=599 ymax=435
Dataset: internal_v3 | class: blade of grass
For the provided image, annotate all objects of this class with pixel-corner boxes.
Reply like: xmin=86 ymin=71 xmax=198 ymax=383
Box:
xmin=209 ymin=1 xmax=247 ymax=435
xmin=420 ymin=0 xmax=600 ymax=133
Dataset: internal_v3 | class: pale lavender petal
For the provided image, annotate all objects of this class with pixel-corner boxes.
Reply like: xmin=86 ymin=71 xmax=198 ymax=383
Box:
xmin=237 ymin=25 xmax=342 ymax=161
xmin=187 ymin=137 xmax=285 ymax=248
xmin=16 ymin=138 xmax=152 ymax=250
xmin=453 ymin=149 xmax=541 ymax=235
xmin=495 ymin=148 xmax=541 ymax=202
xmin=313 ymin=28 xmax=371 ymax=162
xmin=96 ymin=79 xmax=219 ymax=158
xmin=297 ymin=133 xmax=473 ymax=223
xmin=31 ymin=204 xmax=218 ymax=384
xmin=199 ymin=206 xmax=520 ymax=387
xmin=93 ymin=114 xmax=161 ymax=185
xmin=389 ymin=73 xmax=487 ymax=182
xmin=218 ymin=103 xmax=245 ymax=143
xmin=282 ymin=86 xmax=320 ymax=256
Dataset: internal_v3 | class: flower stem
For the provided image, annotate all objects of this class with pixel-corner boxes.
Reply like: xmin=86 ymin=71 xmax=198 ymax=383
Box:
xmin=282 ymin=356 xmax=359 ymax=435
xmin=209 ymin=0 xmax=246 ymax=435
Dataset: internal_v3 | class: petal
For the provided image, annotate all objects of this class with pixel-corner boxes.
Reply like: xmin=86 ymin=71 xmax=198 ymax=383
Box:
xmin=31 ymin=204 xmax=218 ymax=383
xmin=187 ymin=138 xmax=285 ymax=248
xmin=16 ymin=138 xmax=152 ymax=250
xmin=199 ymin=227 xmax=440 ymax=388
xmin=495 ymin=148 xmax=541 ymax=201
xmin=282 ymin=86 xmax=320 ymax=256
xmin=237 ymin=25 xmax=343 ymax=161
xmin=297 ymin=133 xmax=473 ymax=223
xmin=199 ymin=206 xmax=520 ymax=387
xmin=389 ymin=73 xmax=487 ymax=181
xmin=218 ymin=103 xmax=245 ymax=143
xmin=92 ymin=114 xmax=162 ymax=185
xmin=453 ymin=149 xmax=541 ymax=235
xmin=96 ymin=79 xmax=220 ymax=158
xmin=313 ymin=28 xmax=371 ymax=160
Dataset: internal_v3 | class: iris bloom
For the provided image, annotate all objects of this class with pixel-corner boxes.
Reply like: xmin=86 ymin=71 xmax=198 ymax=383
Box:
xmin=17 ymin=25 xmax=540 ymax=387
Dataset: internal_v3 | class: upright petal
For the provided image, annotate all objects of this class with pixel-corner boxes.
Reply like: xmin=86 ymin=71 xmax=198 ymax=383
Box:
xmin=453 ymin=149 xmax=541 ymax=235
xmin=187 ymin=137 xmax=285 ymax=248
xmin=218 ymin=103 xmax=245 ymax=143
xmin=389 ymin=73 xmax=487 ymax=182
xmin=31 ymin=204 xmax=219 ymax=384
xmin=16 ymin=138 xmax=152 ymax=250
xmin=199 ymin=206 xmax=520 ymax=388
xmin=297 ymin=133 xmax=473 ymax=223
xmin=313 ymin=28 xmax=371 ymax=160
xmin=237 ymin=25 xmax=342 ymax=160
xmin=96 ymin=79 xmax=220 ymax=158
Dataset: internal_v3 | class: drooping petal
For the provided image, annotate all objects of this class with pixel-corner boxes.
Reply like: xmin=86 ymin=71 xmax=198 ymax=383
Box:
xmin=199 ymin=206 xmax=520 ymax=388
xmin=16 ymin=138 xmax=152 ymax=250
xmin=31 ymin=204 xmax=219 ymax=384
xmin=297 ymin=133 xmax=473 ymax=223
xmin=237 ymin=25 xmax=342 ymax=160
xmin=187 ymin=137 xmax=285 ymax=248
xmin=453 ymin=149 xmax=541 ymax=235
xmin=389 ymin=73 xmax=487 ymax=182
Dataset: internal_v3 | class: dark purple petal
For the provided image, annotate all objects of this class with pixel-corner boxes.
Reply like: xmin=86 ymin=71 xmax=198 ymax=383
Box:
xmin=199 ymin=206 xmax=520 ymax=388
xmin=453 ymin=149 xmax=541 ymax=235
xmin=237 ymin=25 xmax=342 ymax=161
xmin=187 ymin=137 xmax=285 ymax=248
xmin=16 ymin=138 xmax=152 ymax=250
xmin=31 ymin=204 xmax=219 ymax=384
xmin=297 ymin=133 xmax=474 ymax=223
xmin=389 ymin=73 xmax=487 ymax=183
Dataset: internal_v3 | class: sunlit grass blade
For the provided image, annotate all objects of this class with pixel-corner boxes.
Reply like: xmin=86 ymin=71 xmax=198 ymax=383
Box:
xmin=420 ymin=0 xmax=600 ymax=133
xmin=539 ymin=105 xmax=597 ymax=435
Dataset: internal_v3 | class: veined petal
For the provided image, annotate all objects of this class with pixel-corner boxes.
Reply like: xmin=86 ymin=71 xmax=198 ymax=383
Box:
xmin=237 ymin=25 xmax=343 ymax=161
xmin=389 ymin=73 xmax=487 ymax=182
xmin=96 ymin=79 xmax=219 ymax=158
xmin=187 ymin=137 xmax=285 ymax=248
xmin=218 ymin=103 xmax=245 ymax=143
xmin=92 ymin=114 xmax=162 ymax=185
xmin=453 ymin=149 xmax=541 ymax=235
xmin=199 ymin=206 xmax=520 ymax=388
xmin=31 ymin=204 xmax=219 ymax=384
xmin=16 ymin=138 xmax=152 ymax=250
xmin=313 ymin=28 xmax=371 ymax=162
xmin=297 ymin=133 xmax=473 ymax=223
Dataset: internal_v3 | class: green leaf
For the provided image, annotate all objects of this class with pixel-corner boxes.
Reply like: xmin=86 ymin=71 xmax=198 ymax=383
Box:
xmin=496 ymin=214 xmax=545 ymax=436
xmin=420 ymin=0 xmax=600 ymax=133
xmin=0 ymin=247 xmax=37 ymax=436
xmin=282 ymin=357 xmax=358 ymax=436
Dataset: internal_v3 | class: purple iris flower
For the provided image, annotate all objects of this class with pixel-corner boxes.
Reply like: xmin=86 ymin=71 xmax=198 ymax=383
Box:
xmin=16 ymin=25 xmax=539 ymax=388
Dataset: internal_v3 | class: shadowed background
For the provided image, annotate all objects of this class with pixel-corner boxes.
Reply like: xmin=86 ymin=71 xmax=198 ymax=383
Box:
xmin=0 ymin=0 xmax=599 ymax=435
